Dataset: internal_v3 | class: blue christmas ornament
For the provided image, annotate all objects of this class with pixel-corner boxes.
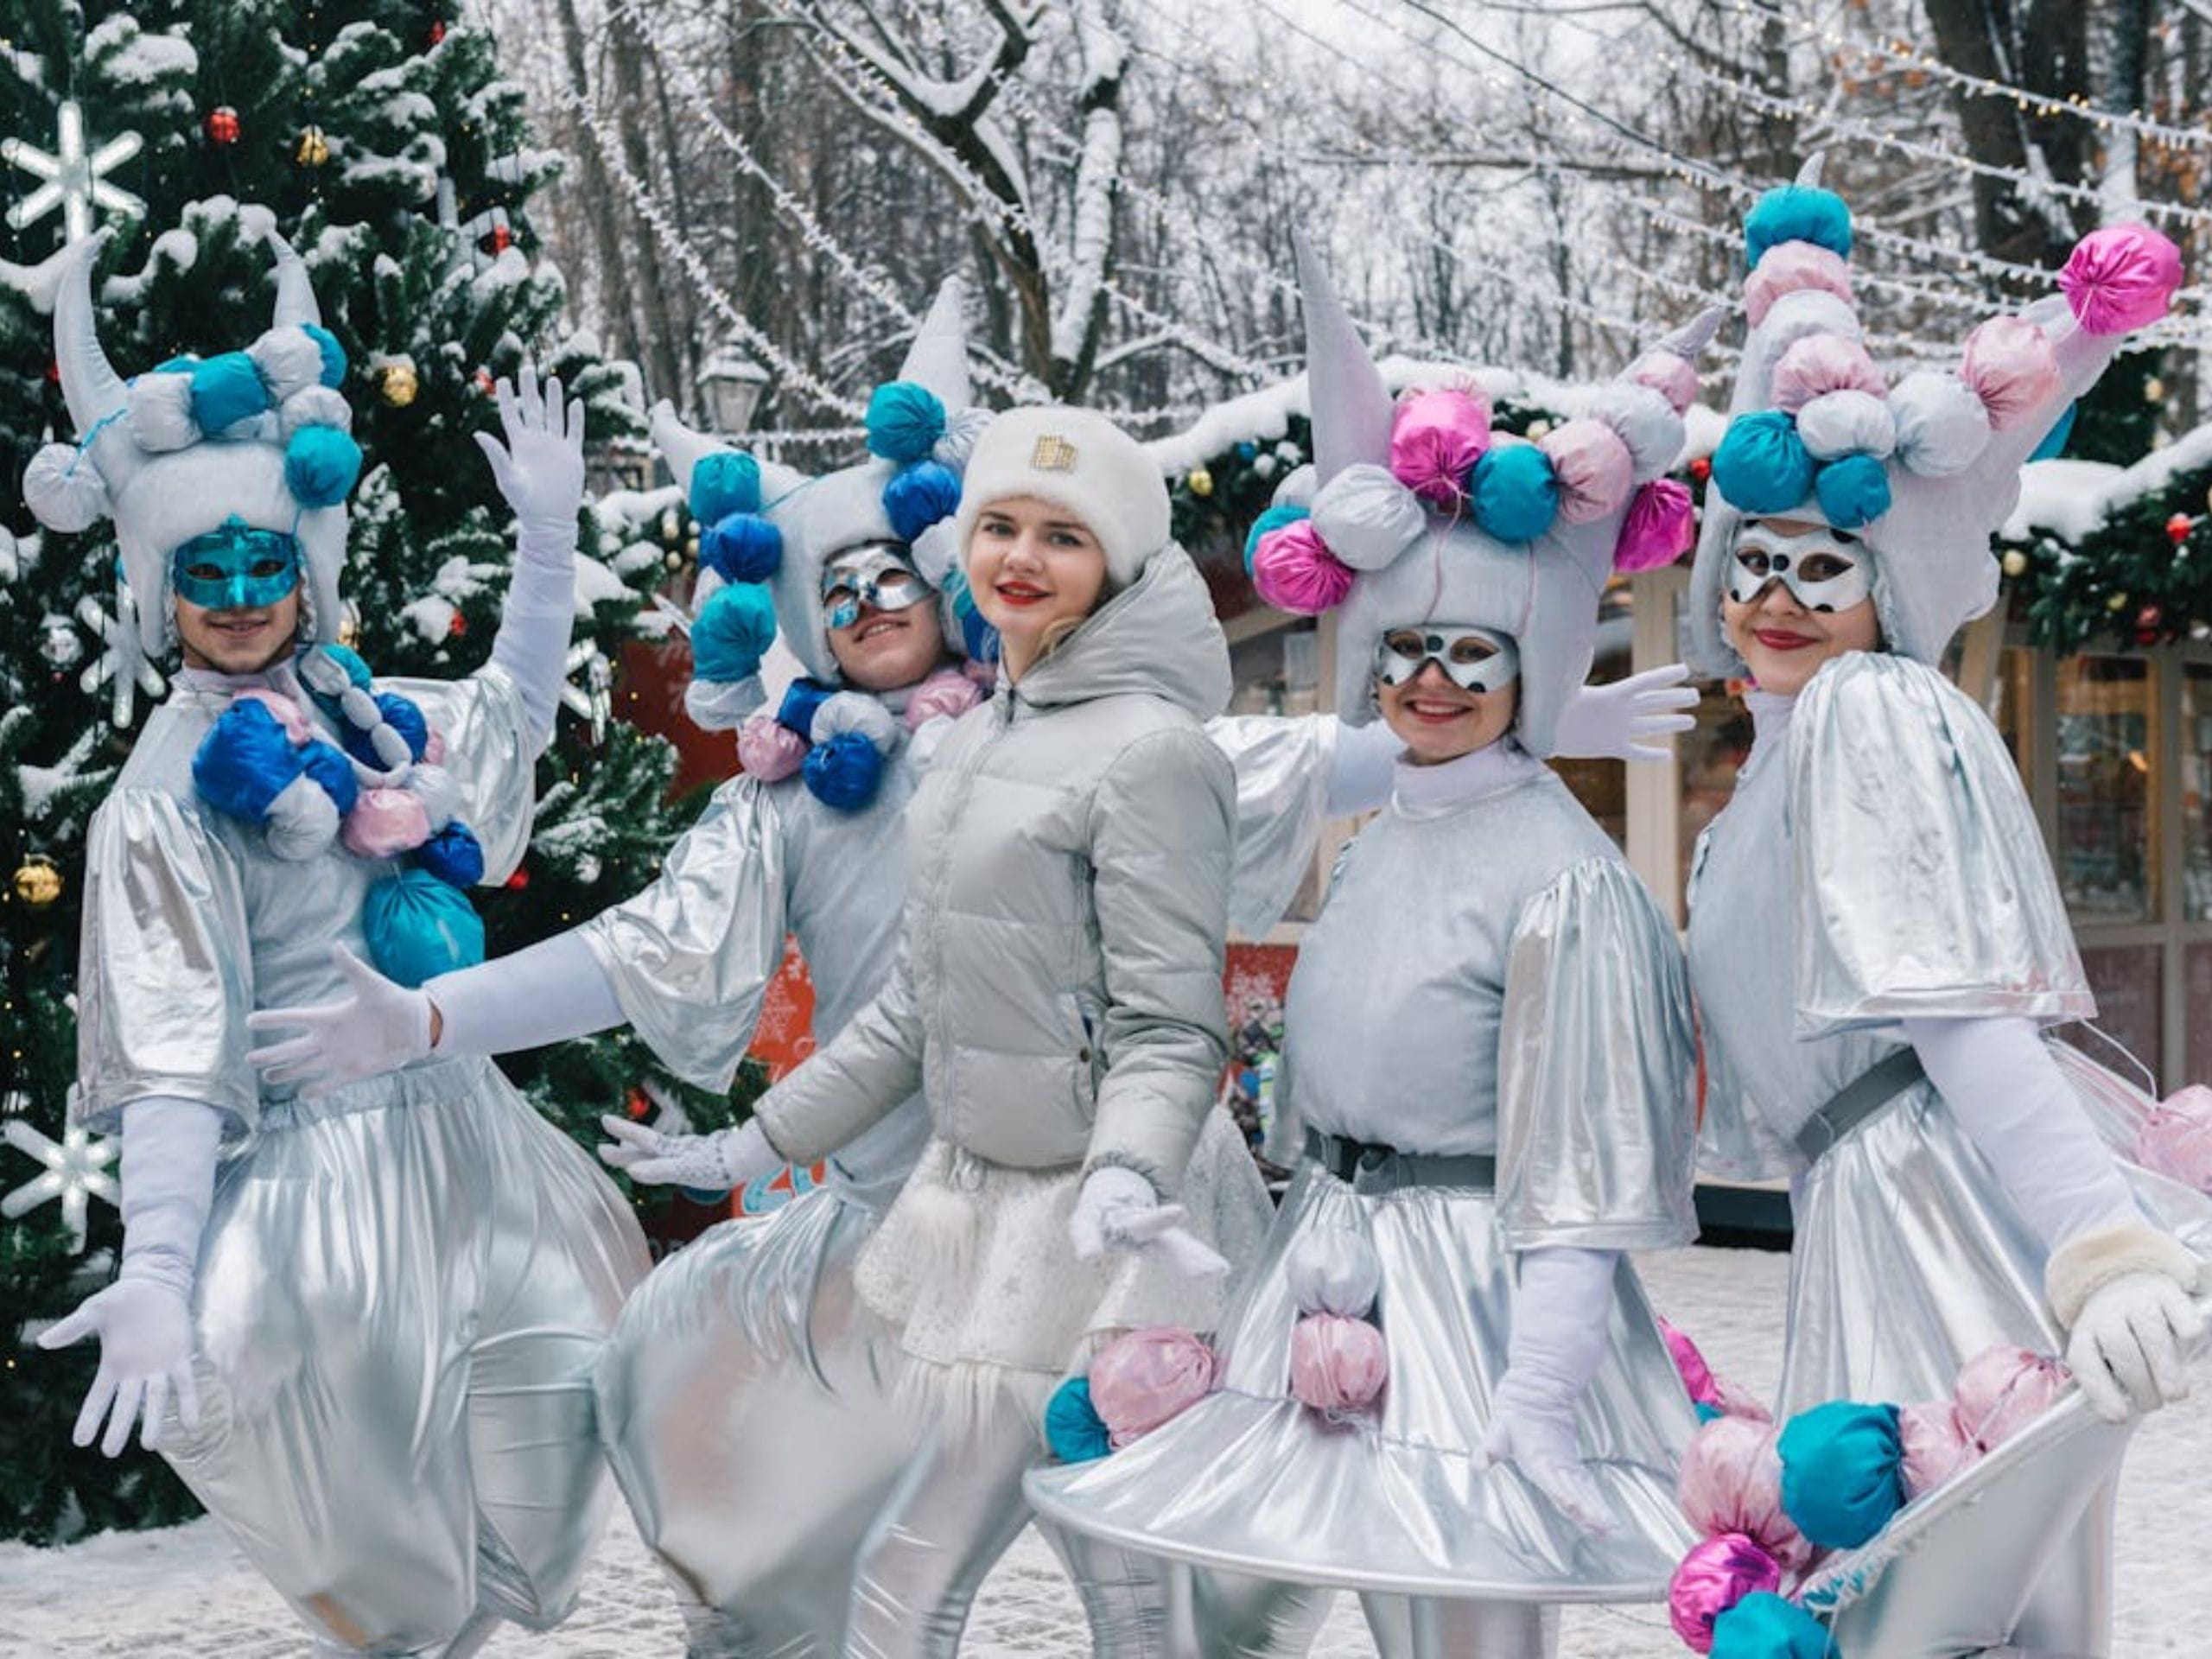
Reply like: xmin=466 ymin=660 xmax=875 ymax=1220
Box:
xmin=865 ymin=379 xmax=947 ymax=463
xmin=414 ymin=820 xmax=486 ymax=888
xmin=777 ymin=677 xmax=836 ymax=738
xmin=1243 ymin=504 xmax=1312 ymax=574
xmin=690 ymin=450 xmax=763 ymax=525
xmin=193 ymin=700 xmax=305 ymax=821
xmin=1813 ymin=452 xmax=1891 ymax=530
xmin=884 ymin=461 xmax=963 ymax=541
xmin=1777 ymin=1400 xmax=1904 ymax=1549
xmin=1709 ymin=1593 xmax=1835 ymax=1659
xmin=803 ymin=730 xmax=886 ymax=810
xmin=1744 ymin=184 xmax=1853 ymax=269
xmin=1711 ymin=411 xmax=1817 ymax=516
xmin=362 ymin=868 xmax=486 ymax=988
xmin=691 ymin=582 xmax=779 ymax=683
xmin=301 ymin=324 xmax=348 ymax=389
xmin=1469 ymin=444 xmax=1561 ymax=543
xmin=299 ymin=738 xmax=359 ymax=817
xmin=1044 ymin=1377 xmax=1111 ymax=1464
xmin=189 ymin=352 xmax=273 ymax=434
xmin=285 ymin=424 xmax=364 ymax=508
xmin=701 ymin=513 xmax=783 ymax=584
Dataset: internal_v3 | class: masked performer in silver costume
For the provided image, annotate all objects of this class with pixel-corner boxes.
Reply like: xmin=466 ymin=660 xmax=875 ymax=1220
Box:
xmin=1679 ymin=162 xmax=2212 ymax=1655
xmin=29 ymin=232 xmax=650 ymax=1658
xmin=1027 ymin=242 xmax=1711 ymax=1659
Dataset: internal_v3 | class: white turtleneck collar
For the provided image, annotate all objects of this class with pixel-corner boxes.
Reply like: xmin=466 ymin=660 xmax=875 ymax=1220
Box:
xmin=1740 ymin=687 xmax=1796 ymax=782
xmin=1390 ymin=736 xmax=1544 ymax=819
xmin=174 ymin=658 xmax=308 ymax=700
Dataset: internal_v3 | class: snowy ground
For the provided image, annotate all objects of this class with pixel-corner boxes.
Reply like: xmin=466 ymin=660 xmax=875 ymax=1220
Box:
xmin=6 ymin=1245 xmax=2211 ymax=1656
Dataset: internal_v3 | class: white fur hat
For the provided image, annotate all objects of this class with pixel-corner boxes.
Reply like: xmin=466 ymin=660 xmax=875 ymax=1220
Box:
xmin=948 ymin=405 xmax=1170 ymax=590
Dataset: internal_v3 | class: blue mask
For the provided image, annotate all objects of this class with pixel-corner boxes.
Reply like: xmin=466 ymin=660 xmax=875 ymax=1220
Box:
xmin=170 ymin=517 xmax=302 ymax=612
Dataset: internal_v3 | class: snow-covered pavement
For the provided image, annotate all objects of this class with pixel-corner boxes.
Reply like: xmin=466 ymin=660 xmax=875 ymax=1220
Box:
xmin=6 ymin=1244 xmax=2210 ymax=1656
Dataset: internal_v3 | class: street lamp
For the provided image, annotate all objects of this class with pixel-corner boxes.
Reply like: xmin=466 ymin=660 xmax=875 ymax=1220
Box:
xmin=697 ymin=351 xmax=770 ymax=437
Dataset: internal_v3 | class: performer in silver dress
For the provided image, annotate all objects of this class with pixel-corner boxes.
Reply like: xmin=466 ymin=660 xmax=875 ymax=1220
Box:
xmin=31 ymin=231 xmax=649 ymax=1658
xmin=1681 ymin=162 xmax=2212 ymax=1654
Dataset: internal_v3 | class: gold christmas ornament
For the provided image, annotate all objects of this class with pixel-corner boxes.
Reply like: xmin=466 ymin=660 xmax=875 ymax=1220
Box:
xmin=1186 ymin=467 xmax=1214 ymax=498
xmin=2145 ymin=377 xmax=2166 ymax=404
xmin=1526 ymin=419 xmax=1554 ymax=440
xmin=295 ymin=125 xmax=330 ymax=167
xmin=2000 ymin=548 xmax=2028 ymax=579
xmin=2107 ymin=591 xmax=2130 ymax=613
xmin=12 ymin=855 xmax=61 ymax=909
xmin=379 ymin=362 xmax=419 ymax=407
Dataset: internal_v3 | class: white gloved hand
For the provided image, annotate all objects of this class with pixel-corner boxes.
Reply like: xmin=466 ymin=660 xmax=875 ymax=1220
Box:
xmin=1480 ymin=1398 xmax=1621 ymax=1535
xmin=245 ymin=944 xmax=430 ymax=1099
xmin=39 ymin=1276 xmax=200 ymax=1458
xmin=597 ymin=1114 xmax=780 ymax=1192
xmin=1549 ymin=663 xmax=1698 ymax=763
xmin=1068 ymin=1166 xmax=1230 ymax=1279
xmin=2066 ymin=1271 xmax=2203 ymax=1422
xmin=473 ymin=362 xmax=587 ymax=551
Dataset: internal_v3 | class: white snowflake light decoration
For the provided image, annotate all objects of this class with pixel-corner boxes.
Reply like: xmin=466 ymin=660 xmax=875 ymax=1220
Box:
xmin=563 ymin=640 xmax=613 ymax=743
xmin=3 ymin=1116 xmax=119 ymax=1254
xmin=77 ymin=590 xmax=168 ymax=727
xmin=3 ymin=99 xmax=144 ymax=244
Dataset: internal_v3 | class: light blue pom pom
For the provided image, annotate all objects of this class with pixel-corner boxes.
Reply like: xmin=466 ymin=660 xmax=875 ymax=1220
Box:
xmin=803 ymin=730 xmax=886 ymax=810
xmin=317 ymin=642 xmax=375 ymax=689
xmin=884 ymin=460 xmax=963 ymax=541
xmin=301 ymin=324 xmax=348 ymax=389
xmin=190 ymin=352 xmax=274 ymax=433
xmin=701 ymin=513 xmax=783 ymax=584
xmin=865 ymin=379 xmax=948 ymax=463
xmin=1045 ymin=1377 xmax=1111 ymax=1464
xmin=299 ymin=739 xmax=359 ymax=816
xmin=415 ymin=820 xmax=486 ymax=887
xmin=1778 ymin=1400 xmax=1904 ymax=1549
xmin=285 ymin=424 xmax=364 ymax=507
xmin=1243 ymin=505 xmax=1311 ymax=574
xmin=2029 ymin=401 xmax=2077 ymax=461
xmin=363 ymin=868 xmax=486 ymax=988
xmin=1711 ymin=412 xmax=1817 ymax=516
xmin=154 ymin=354 xmax=201 ymax=374
xmin=1469 ymin=444 xmax=1560 ymax=543
xmin=1694 ymin=1402 xmax=1726 ymax=1425
xmin=1745 ymin=184 xmax=1853 ymax=270
xmin=692 ymin=583 xmax=778 ymax=683
xmin=1813 ymin=453 xmax=1891 ymax=530
xmin=690 ymin=450 xmax=762 ymax=525
xmin=193 ymin=700 xmax=304 ymax=822
xmin=1710 ymin=1592 xmax=1835 ymax=1658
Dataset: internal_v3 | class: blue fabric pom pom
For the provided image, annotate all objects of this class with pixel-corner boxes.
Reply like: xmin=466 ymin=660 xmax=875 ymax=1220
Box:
xmin=691 ymin=582 xmax=779 ymax=683
xmin=318 ymin=643 xmax=374 ymax=688
xmin=2029 ymin=400 xmax=2077 ymax=462
xmin=1814 ymin=453 xmax=1891 ymax=530
xmin=940 ymin=566 xmax=1001 ymax=664
xmin=1044 ymin=1377 xmax=1112 ymax=1464
xmin=189 ymin=352 xmax=273 ymax=433
xmin=803 ymin=730 xmax=886 ymax=810
xmin=1469 ymin=444 xmax=1561 ymax=543
xmin=285 ymin=424 xmax=364 ymax=508
xmin=342 ymin=691 xmax=430 ymax=767
xmin=865 ymin=379 xmax=947 ymax=463
xmin=778 ymin=677 xmax=836 ymax=738
xmin=884 ymin=461 xmax=963 ymax=541
xmin=298 ymin=739 xmax=359 ymax=817
xmin=301 ymin=324 xmax=348 ymax=389
xmin=1243 ymin=504 xmax=1312 ymax=574
xmin=700 ymin=513 xmax=783 ymax=584
xmin=1711 ymin=411 xmax=1817 ymax=516
xmin=414 ymin=820 xmax=486 ymax=888
xmin=1778 ymin=1400 xmax=1904 ymax=1549
xmin=1710 ymin=1592 xmax=1835 ymax=1658
xmin=362 ymin=868 xmax=486 ymax=988
xmin=1695 ymin=1402 xmax=1726 ymax=1425
xmin=1745 ymin=184 xmax=1854 ymax=270
xmin=690 ymin=450 xmax=763 ymax=526
xmin=193 ymin=701 xmax=303 ymax=822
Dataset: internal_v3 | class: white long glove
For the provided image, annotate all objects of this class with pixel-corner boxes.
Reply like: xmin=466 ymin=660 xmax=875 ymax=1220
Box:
xmin=246 ymin=944 xmax=433 ymax=1098
xmin=1067 ymin=1165 xmax=1230 ymax=1279
xmin=478 ymin=363 xmax=588 ymax=752
xmin=2068 ymin=1271 xmax=2202 ymax=1421
xmin=38 ymin=1096 xmax=220 ymax=1457
xmin=598 ymin=1114 xmax=780 ymax=1192
xmin=1480 ymin=1245 xmax=1623 ymax=1535
xmin=1550 ymin=664 xmax=1700 ymax=763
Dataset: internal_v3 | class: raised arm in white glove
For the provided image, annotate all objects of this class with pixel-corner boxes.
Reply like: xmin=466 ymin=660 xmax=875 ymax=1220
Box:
xmin=38 ymin=1096 xmax=220 ymax=1457
xmin=1067 ymin=1164 xmax=1230 ymax=1280
xmin=1480 ymin=1244 xmax=1623 ymax=1535
xmin=1550 ymin=664 xmax=1699 ymax=763
xmin=597 ymin=1114 xmax=781 ymax=1192
xmin=478 ymin=364 xmax=588 ymax=752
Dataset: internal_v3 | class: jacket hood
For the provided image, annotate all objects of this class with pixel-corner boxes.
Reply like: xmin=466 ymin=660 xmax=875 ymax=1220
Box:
xmin=1012 ymin=543 xmax=1230 ymax=721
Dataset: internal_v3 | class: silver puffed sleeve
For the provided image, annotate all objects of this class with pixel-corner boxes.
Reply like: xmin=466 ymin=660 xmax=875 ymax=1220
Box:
xmin=74 ymin=788 xmax=257 ymax=1136
xmin=389 ymin=664 xmax=538 ymax=884
xmin=576 ymin=776 xmax=790 ymax=1093
xmin=1494 ymin=855 xmax=1699 ymax=1251
xmin=1789 ymin=652 xmax=2093 ymax=1036
xmin=1206 ymin=713 xmax=1334 ymax=938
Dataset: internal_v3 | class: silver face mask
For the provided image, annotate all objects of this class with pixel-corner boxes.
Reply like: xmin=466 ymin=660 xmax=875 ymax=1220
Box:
xmin=821 ymin=543 xmax=931 ymax=632
xmin=1370 ymin=623 xmax=1520 ymax=694
xmin=1726 ymin=522 xmax=1874 ymax=613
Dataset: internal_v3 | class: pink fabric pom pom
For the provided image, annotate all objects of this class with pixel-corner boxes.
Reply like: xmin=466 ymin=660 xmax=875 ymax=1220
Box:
xmin=903 ymin=667 xmax=986 ymax=730
xmin=1677 ymin=1415 xmax=1812 ymax=1575
xmin=1088 ymin=1326 xmax=1217 ymax=1448
xmin=1745 ymin=243 xmax=1854 ymax=329
xmin=1953 ymin=1344 xmax=2067 ymax=1452
xmin=1668 ymin=1533 xmax=1783 ymax=1654
xmin=1707 ymin=1376 xmax=1774 ymax=1424
xmin=1770 ymin=334 xmax=1886 ymax=416
xmin=2136 ymin=1084 xmax=2212 ymax=1192
xmin=1629 ymin=351 xmax=1701 ymax=416
xmin=1251 ymin=519 xmax=1356 ymax=616
xmin=1388 ymin=388 xmax=1491 ymax=507
xmin=1614 ymin=479 xmax=1696 ymax=573
xmin=735 ymin=714 xmax=807 ymax=781
xmin=1659 ymin=1315 xmax=1719 ymax=1405
xmin=2060 ymin=225 xmax=2183 ymax=335
xmin=1539 ymin=418 xmax=1636 ymax=524
xmin=341 ymin=786 xmax=432 ymax=859
xmin=1287 ymin=1313 xmax=1388 ymax=1414
xmin=1897 ymin=1401 xmax=1978 ymax=1497
xmin=231 ymin=688 xmax=314 ymax=746
xmin=423 ymin=728 xmax=447 ymax=766
xmin=1961 ymin=317 xmax=2063 ymax=433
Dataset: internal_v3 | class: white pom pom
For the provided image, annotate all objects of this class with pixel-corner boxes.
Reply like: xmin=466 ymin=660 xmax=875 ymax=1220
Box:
xmin=690 ymin=565 xmax=728 ymax=614
xmin=279 ymin=385 xmax=353 ymax=440
xmin=933 ymin=405 xmax=992 ymax=472
xmin=1285 ymin=1225 xmax=1382 ymax=1319
xmin=264 ymin=774 xmax=341 ymax=861
xmin=684 ymin=674 xmax=764 ymax=733
xmin=1756 ymin=289 xmax=1864 ymax=355
xmin=1584 ymin=383 xmax=1683 ymax=483
xmin=1796 ymin=390 xmax=1897 ymax=461
xmin=22 ymin=442 xmax=110 ymax=532
xmin=368 ymin=722 xmax=414 ymax=772
xmin=1889 ymin=371 xmax=1993 ymax=478
xmin=1310 ymin=463 xmax=1427 ymax=571
xmin=127 ymin=373 xmax=200 ymax=453
xmin=1271 ymin=462 xmax=1318 ymax=512
xmin=250 ymin=327 xmax=327 ymax=404
xmin=911 ymin=518 xmax=961 ymax=588
xmin=404 ymin=763 xmax=460 ymax=831
xmin=810 ymin=690 xmax=900 ymax=754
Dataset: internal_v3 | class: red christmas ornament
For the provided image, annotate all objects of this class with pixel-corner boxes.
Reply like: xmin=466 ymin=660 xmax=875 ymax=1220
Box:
xmin=2134 ymin=605 xmax=2164 ymax=647
xmin=625 ymin=1086 xmax=650 ymax=1121
xmin=448 ymin=610 xmax=468 ymax=638
xmin=206 ymin=106 xmax=241 ymax=146
xmin=474 ymin=366 xmax=495 ymax=395
xmin=45 ymin=359 xmax=60 ymax=385
xmin=1688 ymin=455 xmax=1713 ymax=485
xmin=428 ymin=19 xmax=447 ymax=45
xmin=487 ymin=222 xmax=512 ymax=255
xmin=2166 ymin=512 xmax=2194 ymax=545
xmin=505 ymin=868 xmax=530 ymax=890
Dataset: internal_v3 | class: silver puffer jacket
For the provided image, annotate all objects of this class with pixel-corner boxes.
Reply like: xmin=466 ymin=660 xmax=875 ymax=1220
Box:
xmin=756 ymin=544 xmax=1236 ymax=1197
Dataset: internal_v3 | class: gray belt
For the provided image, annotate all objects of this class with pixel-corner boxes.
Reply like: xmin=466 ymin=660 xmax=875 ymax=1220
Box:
xmin=1304 ymin=1128 xmax=1496 ymax=1193
xmin=1794 ymin=1047 xmax=1928 ymax=1165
